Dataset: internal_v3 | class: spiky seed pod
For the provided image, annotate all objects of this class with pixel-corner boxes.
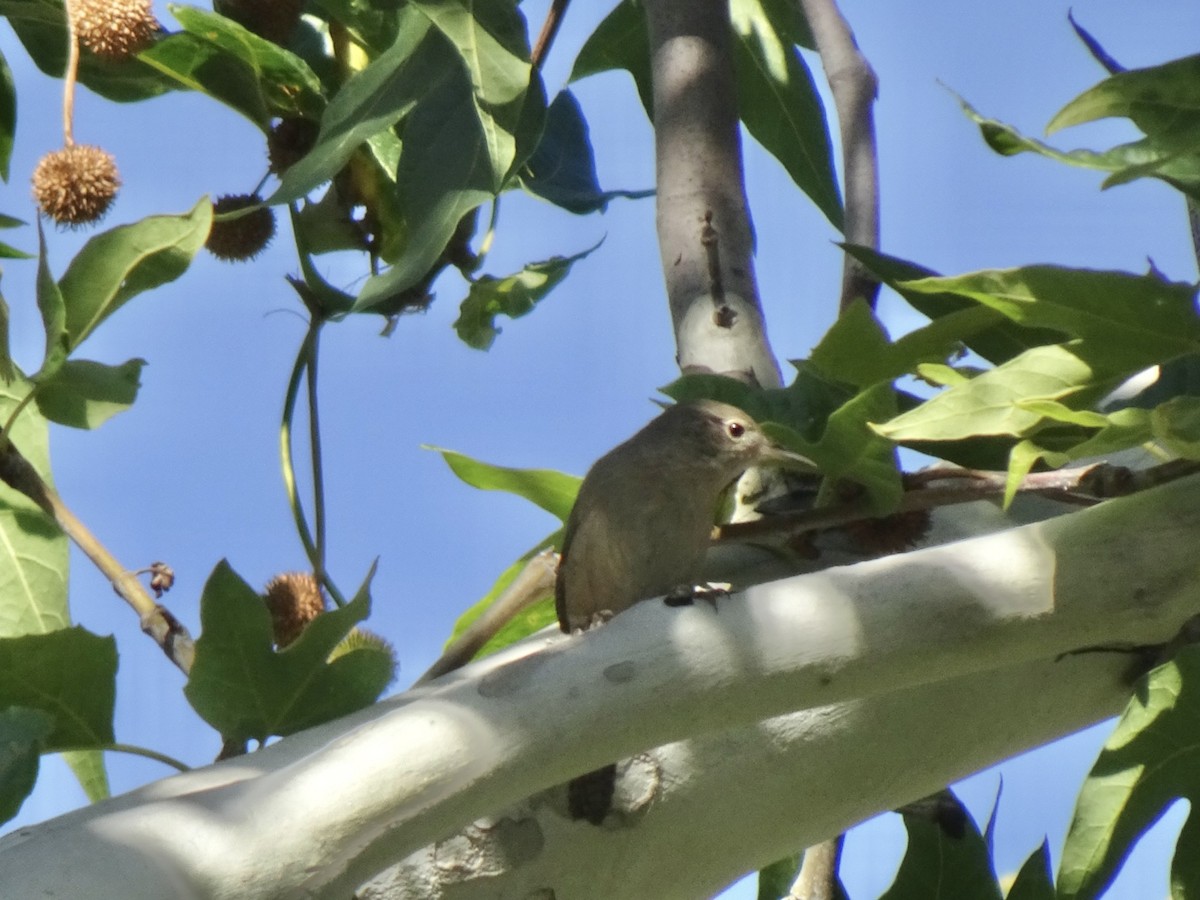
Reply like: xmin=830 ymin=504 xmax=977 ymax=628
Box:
xmin=71 ymin=0 xmax=160 ymax=60
xmin=206 ymin=194 xmax=276 ymax=261
xmin=263 ymin=572 xmax=326 ymax=648
xmin=267 ymin=118 xmax=319 ymax=173
xmin=32 ymin=145 xmax=120 ymax=227
xmin=213 ymin=0 xmax=304 ymax=45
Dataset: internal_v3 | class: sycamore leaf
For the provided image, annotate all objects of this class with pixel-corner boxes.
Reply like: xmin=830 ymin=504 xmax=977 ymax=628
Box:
xmin=184 ymin=561 xmax=391 ymax=741
xmin=1058 ymin=648 xmax=1200 ymax=899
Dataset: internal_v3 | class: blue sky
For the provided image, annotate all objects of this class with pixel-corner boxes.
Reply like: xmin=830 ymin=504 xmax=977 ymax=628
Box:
xmin=4 ymin=0 xmax=1198 ymax=896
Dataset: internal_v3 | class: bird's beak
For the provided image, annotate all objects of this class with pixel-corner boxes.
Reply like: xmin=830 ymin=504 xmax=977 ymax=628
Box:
xmin=760 ymin=444 xmax=819 ymax=473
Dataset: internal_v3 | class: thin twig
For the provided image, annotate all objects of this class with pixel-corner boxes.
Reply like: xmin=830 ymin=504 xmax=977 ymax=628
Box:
xmin=0 ymin=436 xmax=195 ymax=673
xmin=415 ymin=549 xmax=558 ymax=685
xmin=531 ymin=0 xmax=569 ymax=71
xmin=797 ymin=0 xmax=880 ymax=311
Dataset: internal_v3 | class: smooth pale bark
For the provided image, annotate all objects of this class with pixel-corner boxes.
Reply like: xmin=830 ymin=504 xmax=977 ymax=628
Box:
xmin=2 ymin=475 xmax=1199 ymax=898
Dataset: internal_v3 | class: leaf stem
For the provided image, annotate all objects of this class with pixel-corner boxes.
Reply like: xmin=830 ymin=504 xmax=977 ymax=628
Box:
xmin=279 ymin=321 xmax=346 ymax=606
xmin=99 ymin=743 xmax=191 ymax=772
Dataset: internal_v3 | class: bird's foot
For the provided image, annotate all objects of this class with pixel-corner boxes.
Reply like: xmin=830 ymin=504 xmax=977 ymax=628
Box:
xmin=663 ymin=582 xmax=732 ymax=610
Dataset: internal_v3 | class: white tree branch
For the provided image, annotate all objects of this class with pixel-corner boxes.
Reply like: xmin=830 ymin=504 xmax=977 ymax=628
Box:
xmin=4 ymin=476 xmax=1199 ymax=899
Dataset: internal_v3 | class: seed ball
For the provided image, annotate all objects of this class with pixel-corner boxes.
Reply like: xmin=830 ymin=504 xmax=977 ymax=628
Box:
xmin=72 ymin=0 xmax=160 ymax=60
xmin=32 ymin=145 xmax=121 ymax=227
xmin=206 ymin=194 xmax=277 ymax=262
xmin=263 ymin=571 xmax=326 ymax=648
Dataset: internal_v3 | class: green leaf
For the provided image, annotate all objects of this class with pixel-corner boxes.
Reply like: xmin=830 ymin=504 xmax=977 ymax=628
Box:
xmin=0 ymin=0 xmax=176 ymax=102
xmin=809 ymin=298 xmax=1003 ymax=388
xmin=34 ymin=358 xmax=145 ymax=429
xmin=1058 ymin=647 xmax=1200 ymax=899
xmin=445 ymin=550 xmax=557 ymax=660
xmin=0 ymin=706 xmax=54 ymax=825
xmin=453 ymin=240 xmax=601 ymax=349
xmin=411 ymin=0 xmax=532 ymax=176
xmin=0 ymin=378 xmax=68 ymax=639
xmin=60 ymin=749 xmax=109 ymax=803
xmin=1048 ymin=54 xmax=1200 ymax=138
xmin=843 ymin=246 xmax=1065 ymax=365
xmin=876 ymin=343 xmax=1101 ymax=443
xmin=271 ymin=11 xmax=443 ymax=204
xmin=897 ymin=266 xmax=1200 ymax=372
xmin=569 ymin=0 xmax=652 ymax=113
xmin=0 ymin=291 xmax=11 ymax=383
xmin=34 ymin=221 xmax=66 ymax=380
xmin=1005 ymin=841 xmax=1055 ymax=900
xmin=353 ymin=65 xmax=497 ymax=310
xmin=0 ymin=49 xmax=14 ymax=182
xmin=756 ymin=854 xmax=803 ymax=900
xmin=961 ymin=97 xmax=1200 ymax=191
xmin=0 ymin=628 xmax=116 ymax=749
xmin=881 ymin=791 xmax=1001 ymax=900
xmin=432 ymin=447 xmax=580 ymax=522
xmin=1150 ymin=395 xmax=1200 ymax=459
xmin=764 ymin=381 xmax=902 ymax=514
xmin=731 ymin=0 xmax=842 ymax=228
xmin=58 ymin=199 xmax=212 ymax=352
xmin=520 ymin=89 xmax=652 ymax=213
xmin=137 ymin=5 xmax=325 ymax=126
xmin=185 ymin=561 xmax=391 ymax=741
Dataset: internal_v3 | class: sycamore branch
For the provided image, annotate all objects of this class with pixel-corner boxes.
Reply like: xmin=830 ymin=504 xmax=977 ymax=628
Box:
xmin=644 ymin=0 xmax=783 ymax=387
xmin=3 ymin=475 xmax=1199 ymax=898
xmin=797 ymin=0 xmax=881 ymax=311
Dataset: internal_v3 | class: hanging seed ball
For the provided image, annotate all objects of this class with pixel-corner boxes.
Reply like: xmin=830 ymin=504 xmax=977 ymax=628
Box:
xmin=72 ymin=0 xmax=160 ymax=60
xmin=267 ymin=118 xmax=320 ymax=173
xmin=263 ymin=572 xmax=326 ymax=648
xmin=32 ymin=145 xmax=120 ymax=227
xmin=206 ymin=194 xmax=277 ymax=261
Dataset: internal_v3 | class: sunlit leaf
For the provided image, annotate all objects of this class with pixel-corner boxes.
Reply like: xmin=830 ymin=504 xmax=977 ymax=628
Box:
xmin=453 ymin=240 xmax=601 ymax=349
xmin=731 ymin=0 xmax=841 ymax=228
xmin=57 ymin=199 xmax=212 ymax=352
xmin=1058 ymin=648 xmax=1200 ymax=899
xmin=431 ymin=447 xmax=580 ymax=522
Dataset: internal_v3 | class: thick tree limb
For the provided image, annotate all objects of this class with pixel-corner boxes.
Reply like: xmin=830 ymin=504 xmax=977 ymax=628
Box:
xmin=797 ymin=0 xmax=880 ymax=311
xmin=645 ymin=0 xmax=782 ymax=387
xmin=3 ymin=476 xmax=1199 ymax=898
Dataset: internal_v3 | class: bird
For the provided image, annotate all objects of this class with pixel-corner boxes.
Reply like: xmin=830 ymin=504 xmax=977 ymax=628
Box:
xmin=555 ymin=398 xmax=816 ymax=823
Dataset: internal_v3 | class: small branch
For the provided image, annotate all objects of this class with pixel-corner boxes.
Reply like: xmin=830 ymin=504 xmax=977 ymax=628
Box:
xmin=797 ymin=0 xmax=880 ymax=311
xmin=415 ymin=549 xmax=558 ymax=685
xmin=718 ymin=459 xmax=1200 ymax=545
xmin=0 ymin=436 xmax=195 ymax=674
xmin=531 ymin=0 xmax=569 ymax=71
xmin=789 ymin=837 xmax=844 ymax=900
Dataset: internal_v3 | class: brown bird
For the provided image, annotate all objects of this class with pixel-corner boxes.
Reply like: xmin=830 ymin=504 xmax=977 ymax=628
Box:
xmin=555 ymin=398 xmax=816 ymax=822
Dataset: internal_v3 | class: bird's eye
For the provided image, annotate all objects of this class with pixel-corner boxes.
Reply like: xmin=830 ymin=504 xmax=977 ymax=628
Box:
xmin=727 ymin=421 xmax=745 ymax=439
